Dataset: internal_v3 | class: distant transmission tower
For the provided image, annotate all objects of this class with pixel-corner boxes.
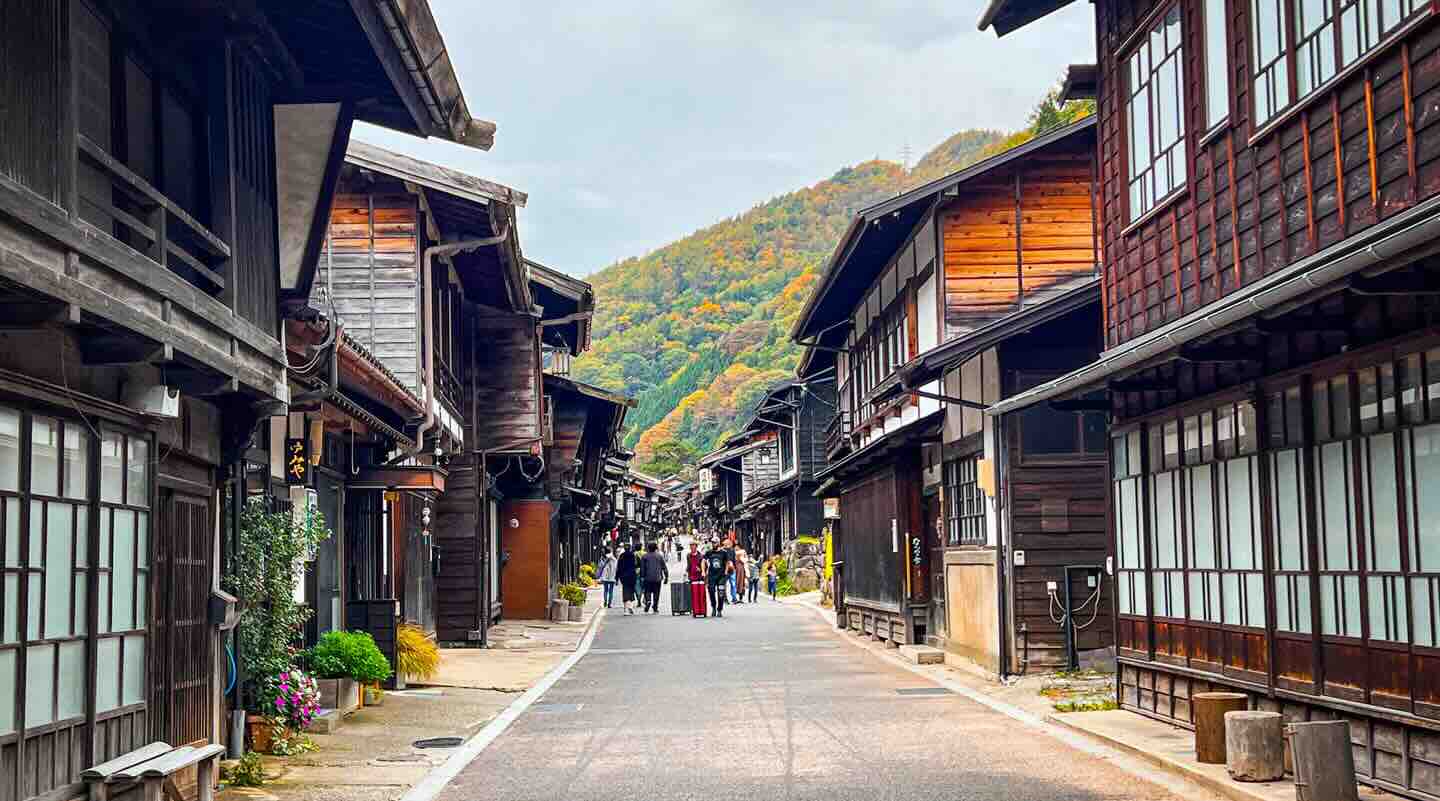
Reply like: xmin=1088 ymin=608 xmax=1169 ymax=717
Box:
xmin=901 ymin=143 xmax=913 ymax=171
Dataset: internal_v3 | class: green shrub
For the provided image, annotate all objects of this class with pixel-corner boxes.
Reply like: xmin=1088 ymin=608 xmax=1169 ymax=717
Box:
xmin=558 ymin=582 xmax=587 ymax=606
xmin=223 ymin=751 xmax=266 ymax=788
xmin=307 ymin=630 xmax=391 ymax=683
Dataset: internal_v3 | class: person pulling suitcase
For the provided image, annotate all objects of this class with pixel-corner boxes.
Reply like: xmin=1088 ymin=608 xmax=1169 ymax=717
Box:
xmin=686 ymin=541 xmax=707 ymax=618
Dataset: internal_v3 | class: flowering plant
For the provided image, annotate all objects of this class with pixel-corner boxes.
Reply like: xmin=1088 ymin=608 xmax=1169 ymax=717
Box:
xmin=260 ymin=668 xmax=321 ymax=732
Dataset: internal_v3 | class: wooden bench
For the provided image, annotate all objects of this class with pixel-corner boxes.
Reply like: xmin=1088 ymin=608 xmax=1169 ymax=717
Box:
xmin=79 ymin=741 xmax=225 ymax=801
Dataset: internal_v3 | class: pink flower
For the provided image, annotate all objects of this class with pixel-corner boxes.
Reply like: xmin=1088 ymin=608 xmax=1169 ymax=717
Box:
xmin=275 ymin=697 xmax=284 ymax=710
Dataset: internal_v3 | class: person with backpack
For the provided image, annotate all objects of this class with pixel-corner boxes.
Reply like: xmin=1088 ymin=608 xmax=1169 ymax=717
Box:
xmin=702 ymin=539 xmax=733 ymax=618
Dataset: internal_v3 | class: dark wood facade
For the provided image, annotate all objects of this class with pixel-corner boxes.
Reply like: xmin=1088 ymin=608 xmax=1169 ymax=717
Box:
xmin=982 ymin=0 xmax=1440 ymax=796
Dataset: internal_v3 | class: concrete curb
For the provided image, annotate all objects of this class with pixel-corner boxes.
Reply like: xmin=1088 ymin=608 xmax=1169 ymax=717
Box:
xmin=1044 ymin=714 xmax=1273 ymax=801
xmin=789 ymin=598 xmax=1227 ymax=800
xmin=398 ymin=606 xmax=607 ymax=801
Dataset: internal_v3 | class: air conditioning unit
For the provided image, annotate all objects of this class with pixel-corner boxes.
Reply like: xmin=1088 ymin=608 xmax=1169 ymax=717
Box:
xmin=122 ymin=381 xmax=180 ymax=418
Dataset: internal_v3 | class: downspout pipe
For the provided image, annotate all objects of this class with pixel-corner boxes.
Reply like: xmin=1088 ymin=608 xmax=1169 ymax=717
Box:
xmin=397 ymin=228 xmax=509 ymax=466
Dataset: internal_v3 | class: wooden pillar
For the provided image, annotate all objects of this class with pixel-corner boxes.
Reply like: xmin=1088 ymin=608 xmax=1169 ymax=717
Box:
xmin=1193 ymin=691 xmax=1247 ymax=764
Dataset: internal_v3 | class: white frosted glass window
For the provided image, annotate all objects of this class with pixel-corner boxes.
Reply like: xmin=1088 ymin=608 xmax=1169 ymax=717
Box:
xmin=1343 ymin=575 xmax=1362 ymax=634
xmin=43 ymin=502 xmax=73 ymax=639
xmin=63 ymin=426 xmax=88 ymax=501
xmin=1224 ymin=458 xmax=1259 ymax=570
xmin=95 ymin=637 xmax=119 ymax=712
xmin=25 ymin=573 xmax=38 ymax=640
xmin=1246 ymin=572 xmax=1265 ymax=625
xmin=57 ymin=640 xmax=84 ymax=720
xmin=1318 ymin=442 xmax=1354 ymax=569
xmin=1414 ymin=577 xmax=1436 ymax=646
xmin=1190 ymin=465 xmax=1217 ymax=568
xmin=1252 ymin=0 xmax=1292 ymax=124
xmin=1271 ymin=451 xmax=1308 ymax=571
xmin=111 ymin=510 xmax=135 ymax=632
xmin=1412 ymin=425 xmax=1440 ymax=571
xmin=1127 ymin=4 xmax=1187 ymax=220
xmin=2 ymin=573 xmax=16 ymax=643
xmin=122 ymin=634 xmax=145 ymax=706
xmin=1204 ymin=0 xmax=1230 ymax=128
xmin=99 ymin=508 xmax=111 ymax=568
xmin=126 ymin=437 xmax=147 ymax=508
xmin=97 ymin=573 xmax=110 ymax=633
xmin=136 ymin=511 xmax=148 ymax=569
xmin=1368 ymin=575 xmax=1408 ymax=641
xmin=73 ymin=573 xmax=86 ymax=635
xmin=1152 ymin=473 xmax=1179 ymax=568
xmin=1223 ymin=573 xmax=1242 ymax=624
xmin=1118 ymin=575 xmax=1133 ymax=614
xmin=1153 ymin=573 xmax=1171 ymax=617
xmin=24 ymin=643 xmax=54 ymax=727
xmin=100 ymin=432 xmax=123 ymax=504
xmin=30 ymin=417 xmax=58 ymax=497
xmin=3 ymin=498 xmax=16 ymax=567
xmin=1367 ymin=434 xmax=1402 ymax=571
xmin=0 ymin=407 xmax=18 ymax=491
xmin=0 ymin=649 xmax=13 ymax=735
xmin=1275 ymin=574 xmax=1313 ymax=633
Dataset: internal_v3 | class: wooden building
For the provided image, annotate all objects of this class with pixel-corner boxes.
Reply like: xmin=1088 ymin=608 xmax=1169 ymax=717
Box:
xmin=0 ymin=0 xmax=494 ymax=797
xmin=793 ymin=119 xmax=1103 ymax=650
xmin=984 ymin=1 xmax=1440 ymax=796
xmin=728 ymin=381 xmax=835 ymax=558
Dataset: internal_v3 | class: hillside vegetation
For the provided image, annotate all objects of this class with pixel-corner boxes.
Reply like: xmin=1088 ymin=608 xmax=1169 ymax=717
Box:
xmin=572 ymin=89 xmax=1093 ymax=475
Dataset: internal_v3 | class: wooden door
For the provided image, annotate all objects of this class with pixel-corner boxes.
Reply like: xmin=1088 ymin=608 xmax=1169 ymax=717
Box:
xmin=150 ymin=490 xmax=214 ymax=746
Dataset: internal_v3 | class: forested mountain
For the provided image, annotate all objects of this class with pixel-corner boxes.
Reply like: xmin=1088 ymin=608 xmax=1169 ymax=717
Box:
xmin=572 ymin=90 xmax=1093 ymax=475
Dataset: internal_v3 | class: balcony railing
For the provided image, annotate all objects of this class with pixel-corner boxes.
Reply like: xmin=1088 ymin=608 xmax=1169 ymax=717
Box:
xmin=541 ymin=345 xmax=572 ymax=376
xmin=76 ymin=134 xmax=229 ymax=293
xmin=825 ymin=412 xmax=851 ymax=457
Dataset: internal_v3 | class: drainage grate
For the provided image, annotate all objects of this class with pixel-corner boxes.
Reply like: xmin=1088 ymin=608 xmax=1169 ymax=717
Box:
xmin=895 ymin=687 xmax=953 ymax=697
xmin=412 ymin=736 xmax=465 ymax=749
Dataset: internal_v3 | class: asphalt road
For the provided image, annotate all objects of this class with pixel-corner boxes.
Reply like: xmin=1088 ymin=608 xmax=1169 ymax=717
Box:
xmin=436 ymin=568 xmax=1189 ymax=801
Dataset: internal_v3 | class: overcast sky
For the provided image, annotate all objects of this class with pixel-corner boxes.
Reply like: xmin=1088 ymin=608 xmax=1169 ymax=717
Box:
xmin=354 ymin=2 xmax=1095 ymax=277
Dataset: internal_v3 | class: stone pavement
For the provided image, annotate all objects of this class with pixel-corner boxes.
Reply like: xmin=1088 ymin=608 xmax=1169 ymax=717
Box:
xmin=219 ymin=592 xmax=601 ymax=801
xmin=433 ymin=584 xmax=1212 ymax=801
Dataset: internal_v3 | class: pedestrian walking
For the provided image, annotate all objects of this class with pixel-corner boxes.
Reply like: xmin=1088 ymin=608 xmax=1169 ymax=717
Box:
xmin=641 ymin=541 xmax=669 ymax=614
xmin=747 ymin=553 xmax=761 ymax=603
xmin=685 ymin=541 xmax=706 ymax=618
xmin=727 ymin=541 xmax=740 ymax=603
xmin=703 ymin=539 xmax=732 ymax=617
xmin=732 ymin=547 xmax=748 ymax=604
xmin=767 ymin=557 xmax=779 ymax=600
xmin=616 ymin=542 xmax=639 ymax=615
xmin=597 ymin=547 xmax=618 ymax=608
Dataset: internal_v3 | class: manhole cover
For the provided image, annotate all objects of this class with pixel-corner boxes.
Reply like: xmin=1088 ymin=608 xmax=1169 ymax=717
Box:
xmin=895 ymin=687 xmax=953 ymax=696
xmin=412 ymin=736 xmax=465 ymax=749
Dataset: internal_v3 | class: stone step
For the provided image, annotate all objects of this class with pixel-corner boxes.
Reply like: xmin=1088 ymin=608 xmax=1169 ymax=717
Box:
xmin=898 ymin=645 xmax=945 ymax=665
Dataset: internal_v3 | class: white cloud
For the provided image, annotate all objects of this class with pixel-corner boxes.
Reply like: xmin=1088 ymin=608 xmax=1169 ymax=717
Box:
xmin=356 ymin=1 xmax=1095 ymax=276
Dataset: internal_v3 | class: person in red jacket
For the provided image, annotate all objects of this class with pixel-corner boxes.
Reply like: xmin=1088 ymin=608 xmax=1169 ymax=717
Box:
xmin=686 ymin=540 xmax=707 ymax=618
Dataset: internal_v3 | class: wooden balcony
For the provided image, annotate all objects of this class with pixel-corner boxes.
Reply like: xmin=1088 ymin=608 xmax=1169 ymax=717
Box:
xmin=825 ymin=411 xmax=852 ymax=460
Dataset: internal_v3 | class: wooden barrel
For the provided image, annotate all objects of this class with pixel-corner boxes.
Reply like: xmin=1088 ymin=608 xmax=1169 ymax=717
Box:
xmin=1224 ymin=710 xmax=1284 ymax=781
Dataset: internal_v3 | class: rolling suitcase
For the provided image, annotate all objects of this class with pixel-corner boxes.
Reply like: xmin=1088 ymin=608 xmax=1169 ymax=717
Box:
xmin=670 ymin=581 xmax=691 ymax=615
xmin=690 ymin=580 xmax=707 ymax=618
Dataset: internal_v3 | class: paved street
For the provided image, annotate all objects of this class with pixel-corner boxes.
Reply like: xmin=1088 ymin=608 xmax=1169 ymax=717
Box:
xmin=435 ymin=562 xmax=1193 ymax=801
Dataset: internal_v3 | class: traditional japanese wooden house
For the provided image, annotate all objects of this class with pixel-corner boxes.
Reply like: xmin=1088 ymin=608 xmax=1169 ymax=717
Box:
xmin=731 ymin=381 xmax=835 ymax=557
xmin=983 ymin=1 xmax=1440 ymax=795
xmin=793 ymin=118 xmax=1102 ymax=649
xmin=0 ymin=0 xmax=493 ymax=796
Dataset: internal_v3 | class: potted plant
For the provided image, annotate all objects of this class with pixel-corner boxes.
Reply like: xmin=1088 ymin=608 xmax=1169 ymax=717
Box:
xmin=251 ymin=668 xmax=320 ymax=753
xmin=559 ymin=583 xmax=586 ymax=621
xmin=396 ymin=623 xmax=440 ymax=687
xmin=223 ymin=500 xmax=330 ymax=744
xmin=307 ymin=630 xmax=391 ymax=709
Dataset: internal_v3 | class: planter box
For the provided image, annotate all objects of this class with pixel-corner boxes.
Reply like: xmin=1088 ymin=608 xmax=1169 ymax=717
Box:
xmin=567 ymin=606 xmax=583 ymax=622
xmin=316 ymin=677 xmax=360 ymax=714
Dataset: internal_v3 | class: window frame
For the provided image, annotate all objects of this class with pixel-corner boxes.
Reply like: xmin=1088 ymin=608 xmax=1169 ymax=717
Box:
xmin=1122 ymin=2 xmax=1190 ymax=226
xmin=943 ymin=454 xmax=987 ymax=548
xmin=1247 ymin=0 xmax=1430 ymax=135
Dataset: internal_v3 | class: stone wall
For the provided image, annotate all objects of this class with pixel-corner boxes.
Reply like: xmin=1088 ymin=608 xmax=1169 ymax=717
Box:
xmin=784 ymin=538 xmax=824 ymax=594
